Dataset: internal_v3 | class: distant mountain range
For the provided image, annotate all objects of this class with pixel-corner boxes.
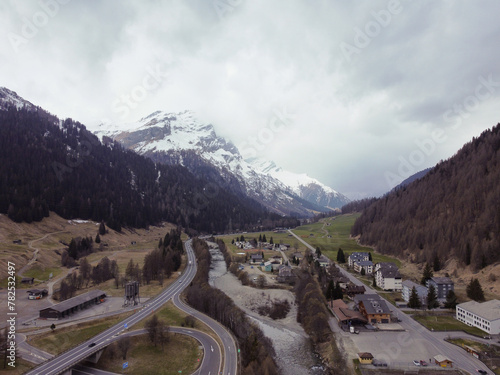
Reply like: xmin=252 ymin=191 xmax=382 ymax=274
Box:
xmin=0 ymin=87 xmax=299 ymax=233
xmin=91 ymin=110 xmax=349 ymax=216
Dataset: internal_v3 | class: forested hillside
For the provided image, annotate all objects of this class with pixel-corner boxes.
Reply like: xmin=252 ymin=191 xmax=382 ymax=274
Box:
xmin=0 ymin=106 xmax=298 ymax=233
xmin=352 ymin=124 xmax=500 ymax=270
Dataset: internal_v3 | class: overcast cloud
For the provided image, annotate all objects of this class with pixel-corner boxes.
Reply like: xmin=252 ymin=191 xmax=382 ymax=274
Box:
xmin=1 ymin=0 xmax=499 ymax=198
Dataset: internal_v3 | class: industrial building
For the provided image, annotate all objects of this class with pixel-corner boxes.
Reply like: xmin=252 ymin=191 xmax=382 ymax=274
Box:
xmin=39 ymin=290 xmax=106 ymax=320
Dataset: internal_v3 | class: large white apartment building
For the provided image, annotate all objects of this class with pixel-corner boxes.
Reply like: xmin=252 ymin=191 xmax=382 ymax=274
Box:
xmin=456 ymin=299 xmax=500 ymax=334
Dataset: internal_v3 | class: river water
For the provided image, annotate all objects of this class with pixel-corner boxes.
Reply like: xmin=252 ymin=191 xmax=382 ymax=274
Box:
xmin=207 ymin=244 xmax=325 ymax=375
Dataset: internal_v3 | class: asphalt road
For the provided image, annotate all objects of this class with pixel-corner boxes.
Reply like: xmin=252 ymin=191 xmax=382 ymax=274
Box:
xmin=288 ymin=229 xmax=493 ymax=374
xmin=23 ymin=239 xmax=237 ymax=375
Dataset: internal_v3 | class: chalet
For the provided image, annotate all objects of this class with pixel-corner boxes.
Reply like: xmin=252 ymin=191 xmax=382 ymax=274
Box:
xmin=316 ymin=255 xmax=330 ymax=267
xmin=426 ymin=277 xmax=454 ymax=299
xmin=402 ymin=280 xmax=427 ymax=306
xmin=375 ymin=263 xmax=402 ymax=291
xmin=354 ymin=294 xmax=392 ymax=324
xmin=277 ymin=265 xmax=296 ymax=284
xmin=250 ymin=253 xmax=263 ymax=264
xmin=353 ymin=260 xmax=373 ymax=274
xmin=348 ymin=252 xmax=370 ymax=268
xmin=291 ymin=252 xmax=303 ymax=261
xmin=270 ymin=255 xmax=283 ymax=264
xmin=333 ymin=276 xmax=350 ymax=290
xmin=331 ymin=299 xmax=368 ymax=325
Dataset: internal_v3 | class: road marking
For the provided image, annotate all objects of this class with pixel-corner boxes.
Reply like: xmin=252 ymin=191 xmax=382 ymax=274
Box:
xmin=211 ymin=345 xmax=214 ymax=352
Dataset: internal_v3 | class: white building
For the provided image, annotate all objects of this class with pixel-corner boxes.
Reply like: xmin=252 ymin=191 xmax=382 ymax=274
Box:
xmin=348 ymin=252 xmax=370 ymax=268
xmin=456 ymin=299 xmax=500 ymax=334
xmin=375 ymin=263 xmax=402 ymax=291
xmin=354 ymin=260 xmax=373 ymax=274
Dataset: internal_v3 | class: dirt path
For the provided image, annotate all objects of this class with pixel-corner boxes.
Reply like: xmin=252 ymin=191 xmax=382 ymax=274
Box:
xmin=18 ymin=231 xmax=69 ymax=278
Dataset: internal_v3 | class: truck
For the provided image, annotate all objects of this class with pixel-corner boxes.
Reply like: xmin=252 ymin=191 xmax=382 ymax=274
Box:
xmin=349 ymin=326 xmax=359 ymax=334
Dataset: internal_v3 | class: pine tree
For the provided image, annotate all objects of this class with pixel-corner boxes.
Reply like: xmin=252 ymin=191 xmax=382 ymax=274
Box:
xmin=466 ymin=278 xmax=485 ymax=301
xmin=368 ymin=252 xmax=372 ymax=261
xmin=269 ymin=237 xmax=273 ymax=244
xmin=316 ymin=247 xmax=322 ymax=257
xmin=259 ymin=234 xmax=262 ymax=242
xmin=95 ymin=233 xmax=101 ymax=244
xmin=433 ymin=254 xmax=441 ymax=272
xmin=427 ymin=284 xmax=439 ymax=309
xmin=333 ymin=281 xmax=343 ymax=300
xmin=99 ymin=221 xmax=106 ymax=235
xmin=337 ymin=248 xmax=346 ymax=263
xmin=408 ymin=286 xmax=421 ymax=309
xmin=125 ymin=259 xmax=135 ymax=280
xmin=325 ymin=280 xmax=335 ymax=301
xmin=421 ymin=263 xmax=433 ymax=285
xmin=361 ymin=267 xmax=366 ymax=276
xmin=262 ymin=234 xmax=267 ymax=243
xmin=444 ymin=290 xmax=458 ymax=309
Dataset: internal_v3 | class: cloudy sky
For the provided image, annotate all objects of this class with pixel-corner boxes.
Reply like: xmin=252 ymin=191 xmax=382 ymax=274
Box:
xmin=1 ymin=0 xmax=499 ymax=198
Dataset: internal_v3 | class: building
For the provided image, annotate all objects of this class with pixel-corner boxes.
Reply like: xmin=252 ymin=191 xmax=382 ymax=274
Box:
xmin=331 ymin=299 xmax=367 ymax=325
xmin=316 ymin=255 xmax=330 ymax=267
xmin=263 ymin=261 xmax=273 ymax=272
xmin=21 ymin=277 xmax=34 ymax=285
xmin=348 ymin=252 xmax=370 ymax=268
xmin=39 ymin=290 xmax=106 ymax=320
xmin=277 ymin=265 xmax=296 ymax=284
xmin=426 ymin=277 xmax=454 ymax=299
xmin=375 ymin=263 xmax=402 ymax=291
xmin=456 ymin=299 xmax=500 ymax=334
xmin=402 ymin=280 xmax=428 ymax=306
xmin=353 ymin=260 xmax=373 ymax=274
xmin=345 ymin=283 xmax=366 ymax=298
xmin=358 ymin=352 xmax=374 ymax=364
xmin=433 ymin=355 xmax=453 ymax=368
xmin=354 ymin=294 xmax=392 ymax=324
xmin=250 ymin=253 xmax=263 ymax=264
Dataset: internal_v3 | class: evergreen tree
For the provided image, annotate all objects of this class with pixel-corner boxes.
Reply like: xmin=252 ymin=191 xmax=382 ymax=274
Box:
xmin=316 ymin=247 xmax=322 ymax=257
xmin=336 ymin=248 xmax=346 ymax=263
xmin=368 ymin=252 xmax=372 ymax=261
xmin=231 ymin=239 xmax=234 ymax=244
xmin=325 ymin=280 xmax=335 ymax=301
xmin=361 ymin=267 xmax=366 ymax=276
xmin=240 ymin=235 xmax=245 ymax=242
xmin=99 ymin=221 xmax=106 ymax=235
xmin=408 ymin=286 xmax=421 ymax=309
xmin=158 ymin=238 xmax=163 ymax=248
xmin=269 ymin=236 xmax=273 ymax=244
xmin=433 ymin=254 xmax=441 ymax=272
xmin=95 ymin=233 xmax=101 ymax=244
xmin=125 ymin=259 xmax=135 ymax=280
xmin=444 ymin=290 xmax=458 ymax=309
xmin=465 ymin=243 xmax=472 ymax=265
xmin=466 ymin=278 xmax=485 ymax=301
xmin=421 ymin=263 xmax=433 ymax=285
xmin=333 ymin=281 xmax=343 ymax=300
xmin=262 ymin=234 xmax=267 ymax=243
xmin=258 ymin=234 xmax=262 ymax=242
xmin=427 ymin=284 xmax=439 ymax=309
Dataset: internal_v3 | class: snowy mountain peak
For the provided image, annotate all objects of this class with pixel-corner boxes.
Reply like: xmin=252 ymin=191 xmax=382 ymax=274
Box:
xmin=94 ymin=110 xmax=349 ymax=215
xmin=0 ymin=87 xmax=36 ymax=111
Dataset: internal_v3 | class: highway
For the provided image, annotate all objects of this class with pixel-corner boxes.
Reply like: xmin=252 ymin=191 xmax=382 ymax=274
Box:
xmin=288 ymin=229 xmax=493 ymax=374
xmin=24 ymin=239 xmax=238 ymax=375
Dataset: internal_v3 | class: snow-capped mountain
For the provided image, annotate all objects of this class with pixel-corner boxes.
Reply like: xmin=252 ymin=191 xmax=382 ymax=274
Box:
xmin=92 ymin=110 xmax=349 ymax=216
xmin=0 ymin=88 xmax=36 ymax=111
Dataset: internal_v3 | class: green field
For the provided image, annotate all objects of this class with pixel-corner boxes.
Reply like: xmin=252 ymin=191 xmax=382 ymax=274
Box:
xmin=412 ymin=313 xmax=485 ymax=336
xmin=293 ymin=214 xmax=401 ymax=267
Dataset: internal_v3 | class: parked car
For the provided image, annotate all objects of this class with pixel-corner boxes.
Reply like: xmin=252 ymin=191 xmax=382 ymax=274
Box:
xmin=420 ymin=360 xmax=428 ymax=366
xmin=372 ymin=359 xmax=387 ymax=367
xmin=413 ymin=360 xmax=420 ymax=366
xmin=476 ymin=370 xmax=487 ymax=374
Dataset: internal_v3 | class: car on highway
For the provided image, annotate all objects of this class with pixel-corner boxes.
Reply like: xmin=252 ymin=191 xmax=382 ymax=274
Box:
xmin=88 ymin=343 xmax=96 ymax=348
xmin=476 ymin=370 xmax=487 ymax=374
xmin=413 ymin=360 xmax=420 ymax=366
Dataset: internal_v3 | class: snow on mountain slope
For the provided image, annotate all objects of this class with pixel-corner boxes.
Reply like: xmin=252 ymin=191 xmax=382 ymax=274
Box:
xmin=94 ymin=110 xmax=349 ymax=215
xmin=0 ymin=87 xmax=36 ymax=111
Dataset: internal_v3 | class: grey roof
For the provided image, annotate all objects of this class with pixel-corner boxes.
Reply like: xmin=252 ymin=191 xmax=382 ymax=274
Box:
xmin=429 ymin=277 xmax=454 ymax=285
xmin=354 ymin=294 xmax=392 ymax=315
xmin=42 ymin=290 xmax=106 ymax=313
xmin=350 ymin=252 xmax=369 ymax=259
xmin=378 ymin=267 xmax=401 ymax=279
xmin=376 ymin=262 xmax=398 ymax=270
xmin=403 ymin=280 xmax=427 ymax=292
xmin=457 ymin=299 xmax=500 ymax=322
xmin=356 ymin=260 xmax=373 ymax=267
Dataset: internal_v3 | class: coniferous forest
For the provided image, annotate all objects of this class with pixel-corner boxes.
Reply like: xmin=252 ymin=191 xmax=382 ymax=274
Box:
xmin=0 ymin=106 xmax=299 ymax=233
xmin=352 ymin=123 xmax=500 ymax=270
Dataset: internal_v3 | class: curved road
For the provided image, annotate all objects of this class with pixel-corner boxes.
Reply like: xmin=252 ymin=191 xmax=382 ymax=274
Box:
xmin=288 ymin=229 xmax=492 ymax=374
xmin=24 ymin=239 xmax=238 ymax=375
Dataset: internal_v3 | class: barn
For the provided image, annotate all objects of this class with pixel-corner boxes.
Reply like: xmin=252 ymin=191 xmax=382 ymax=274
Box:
xmin=39 ymin=290 xmax=106 ymax=320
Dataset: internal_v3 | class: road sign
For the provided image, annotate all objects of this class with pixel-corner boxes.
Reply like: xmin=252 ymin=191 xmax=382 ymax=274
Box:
xmin=123 ymin=362 xmax=128 ymax=369
xmin=124 ymin=323 xmax=128 ymax=328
